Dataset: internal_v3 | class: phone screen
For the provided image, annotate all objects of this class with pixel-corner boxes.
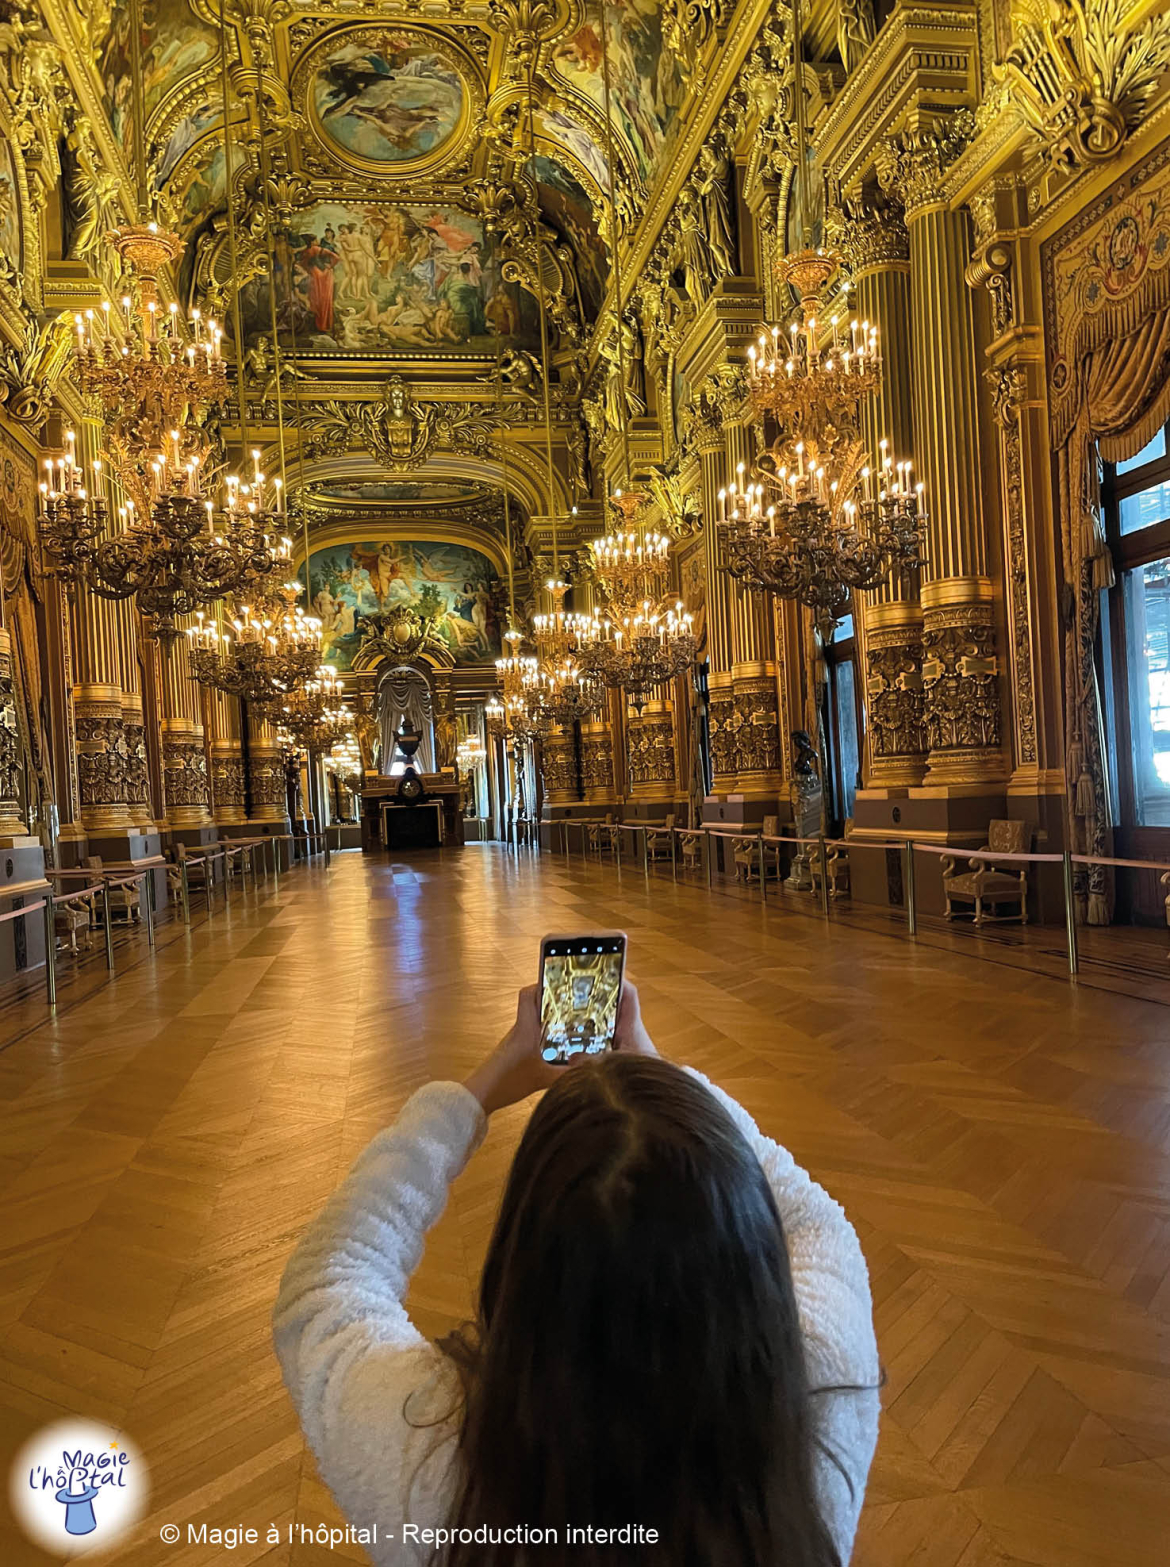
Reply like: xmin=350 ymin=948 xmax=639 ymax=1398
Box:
xmin=539 ymin=935 xmax=626 ymax=1064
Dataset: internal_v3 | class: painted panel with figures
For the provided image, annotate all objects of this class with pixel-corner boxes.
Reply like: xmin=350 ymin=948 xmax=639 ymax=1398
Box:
xmin=301 ymin=540 xmax=505 ymax=671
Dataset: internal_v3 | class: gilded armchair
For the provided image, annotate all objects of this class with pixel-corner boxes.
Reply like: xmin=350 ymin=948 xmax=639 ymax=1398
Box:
xmin=678 ymin=829 xmax=706 ymax=874
xmin=645 ymin=813 xmax=677 ymax=861
xmin=733 ymin=815 xmax=781 ymax=882
xmin=586 ymin=813 xmax=620 ymax=856
xmin=83 ymin=855 xmax=141 ymax=923
xmin=810 ymin=821 xmax=852 ymax=900
xmin=941 ymin=819 xmax=1030 ymax=924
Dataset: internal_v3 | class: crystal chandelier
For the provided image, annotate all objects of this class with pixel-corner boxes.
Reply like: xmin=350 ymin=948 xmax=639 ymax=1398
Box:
xmin=720 ymin=249 xmax=926 ymax=637
xmin=187 ymin=580 xmax=322 ymax=705
xmin=490 ymin=629 xmax=550 ymax=743
xmin=326 ymin=735 xmax=364 ymax=791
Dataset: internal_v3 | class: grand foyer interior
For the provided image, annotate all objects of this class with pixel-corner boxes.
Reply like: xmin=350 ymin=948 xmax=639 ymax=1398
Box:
xmin=2 ymin=0 xmax=1170 ymax=1561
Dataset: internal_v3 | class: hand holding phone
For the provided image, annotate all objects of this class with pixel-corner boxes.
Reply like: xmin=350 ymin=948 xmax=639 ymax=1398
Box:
xmin=539 ymin=932 xmax=627 ymax=1065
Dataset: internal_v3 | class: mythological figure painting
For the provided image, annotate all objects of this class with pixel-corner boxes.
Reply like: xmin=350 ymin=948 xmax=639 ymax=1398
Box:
xmin=177 ymin=140 xmax=249 ymax=226
xmin=552 ymin=1 xmax=683 ymax=185
xmin=152 ymin=101 xmax=222 ymax=191
xmin=302 ymin=541 xmax=505 ymax=670
xmin=310 ymin=33 xmax=465 ymax=166
xmin=0 ymin=142 xmax=20 ymax=271
xmin=240 ymin=202 xmax=530 ymax=353
xmin=102 ymin=0 xmax=218 ymax=154
xmin=533 ymin=156 xmax=607 ymax=320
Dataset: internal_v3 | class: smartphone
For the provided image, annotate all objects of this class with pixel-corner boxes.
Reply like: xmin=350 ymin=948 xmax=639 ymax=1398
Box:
xmin=539 ymin=932 xmax=627 ymax=1064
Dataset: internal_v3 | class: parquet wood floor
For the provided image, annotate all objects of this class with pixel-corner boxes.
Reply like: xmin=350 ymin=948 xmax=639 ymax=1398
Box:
xmin=2 ymin=845 xmax=1170 ymax=1564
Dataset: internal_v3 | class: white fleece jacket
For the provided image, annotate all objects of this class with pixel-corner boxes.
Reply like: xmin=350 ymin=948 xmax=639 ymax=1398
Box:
xmin=273 ymin=1073 xmax=880 ymax=1565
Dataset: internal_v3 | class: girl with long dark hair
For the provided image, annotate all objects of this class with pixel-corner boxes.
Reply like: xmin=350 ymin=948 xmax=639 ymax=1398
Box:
xmin=274 ymin=983 xmax=879 ymax=1565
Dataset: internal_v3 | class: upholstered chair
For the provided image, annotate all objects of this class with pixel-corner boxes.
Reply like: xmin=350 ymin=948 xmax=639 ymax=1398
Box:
xmin=941 ymin=819 xmax=1030 ymax=924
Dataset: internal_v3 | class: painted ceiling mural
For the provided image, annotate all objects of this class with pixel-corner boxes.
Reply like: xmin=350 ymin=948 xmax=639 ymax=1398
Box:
xmin=238 ymin=202 xmax=535 ymax=353
xmin=307 ymin=30 xmax=467 ymax=170
xmin=532 ymin=155 xmax=608 ymax=321
xmin=0 ymin=141 xmax=19 ymax=272
xmin=302 ymin=540 xmax=506 ymax=671
xmin=550 ymin=1 xmax=683 ymax=186
xmin=102 ymin=0 xmax=218 ymax=157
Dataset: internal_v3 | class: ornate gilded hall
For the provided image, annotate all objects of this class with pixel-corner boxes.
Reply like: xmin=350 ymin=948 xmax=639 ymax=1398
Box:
xmin=2 ymin=0 xmax=1170 ymax=1562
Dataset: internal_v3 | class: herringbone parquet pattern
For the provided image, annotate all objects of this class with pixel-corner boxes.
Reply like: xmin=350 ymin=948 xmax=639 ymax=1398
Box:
xmin=2 ymin=846 xmax=1169 ymax=1563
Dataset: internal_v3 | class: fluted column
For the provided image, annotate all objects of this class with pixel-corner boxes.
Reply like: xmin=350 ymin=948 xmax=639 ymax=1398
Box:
xmin=845 ymin=194 xmax=928 ymax=788
xmin=880 ymin=122 xmax=1005 ymax=786
xmin=0 ymin=627 xmax=27 ymax=837
xmin=159 ymin=624 xmax=212 ymax=827
xmin=206 ymin=687 xmax=246 ymax=826
xmin=116 ymin=600 xmax=152 ymax=829
xmin=245 ymin=707 xmax=289 ymax=825
xmin=71 ymin=590 xmax=134 ymax=832
xmin=723 ymin=415 xmax=784 ymax=798
xmin=691 ymin=380 xmax=737 ymax=794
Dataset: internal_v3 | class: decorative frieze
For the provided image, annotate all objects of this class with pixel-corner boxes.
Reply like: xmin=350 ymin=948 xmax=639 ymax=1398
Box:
xmin=707 ymin=673 xmax=737 ymax=791
xmin=74 ymin=684 xmax=133 ymax=831
xmin=731 ymin=667 xmax=782 ymax=793
xmin=210 ymin=742 xmax=247 ymax=826
xmin=162 ymin=726 xmax=212 ymax=828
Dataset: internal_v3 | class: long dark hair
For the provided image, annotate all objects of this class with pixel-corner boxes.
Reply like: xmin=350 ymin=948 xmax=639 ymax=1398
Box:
xmin=438 ymin=1054 xmax=842 ymax=1567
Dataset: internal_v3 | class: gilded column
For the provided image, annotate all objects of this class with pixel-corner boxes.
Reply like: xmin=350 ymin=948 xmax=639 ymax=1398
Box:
xmin=879 ymin=119 xmax=1004 ymax=787
xmin=159 ymin=624 xmax=212 ymax=828
xmin=580 ymin=720 xmax=616 ymax=806
xmin=71 ymin=590 xmax=134 ymax=832
xmin=725 ymin=409 xmax=783 ymax=798
xmin=539 ymin=726 xmax=578 ymax=806
xmin=0 ymin=627 xmax=27 ymax=837
xmin=245 ymin=707 xmax=289 ymax=826
xmin=690 ymin=379 xmax=737 ymax=794
xmin=843 ymin=192 xmax=927 ymax=788
xmin=627 ymin=700 xmax=676 ymax=802
xmin=116 ymin=601 xmax=152 ymax=829
xmin=205 ymin=687 xmax=246 ymax=826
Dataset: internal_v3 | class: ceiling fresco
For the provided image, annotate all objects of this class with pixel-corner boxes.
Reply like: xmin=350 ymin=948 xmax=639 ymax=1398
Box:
xmin=102 ymin=0 xmax=218 ymax=156
xmin=305 ymin=28 xmax=469 ymax=173
xmin=550 ymin=2 xmax=683 ymax=186
xmin=236 ymin=202 xmax=535 ymax=354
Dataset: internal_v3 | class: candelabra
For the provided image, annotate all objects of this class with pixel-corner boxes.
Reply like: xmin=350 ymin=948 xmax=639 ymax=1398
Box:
xmin=73 ymin=224 xmax=226 ymax=518
xmin=37 ymin=430 xmax=106 ymax=579
xmin=528 ymin=579 xmax=602 ymax=725
xmin=187 ymin=582 xmax=322 ymax=705
xmin=268 ymin=665 xmax=355 ymax=751
xmin=576 ymin=601 xmax=697 ymax=712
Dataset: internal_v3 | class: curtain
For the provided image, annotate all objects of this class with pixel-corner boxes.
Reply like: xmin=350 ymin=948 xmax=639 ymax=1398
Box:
xmin=377 ymin=665 xmax=435 ymax=773
xmin=1056 ymin=309 xmax=1170 ymax=923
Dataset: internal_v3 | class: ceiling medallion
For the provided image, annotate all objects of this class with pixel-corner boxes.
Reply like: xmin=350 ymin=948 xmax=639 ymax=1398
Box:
xmin=295 ymin=25 xmax=483 ymax=178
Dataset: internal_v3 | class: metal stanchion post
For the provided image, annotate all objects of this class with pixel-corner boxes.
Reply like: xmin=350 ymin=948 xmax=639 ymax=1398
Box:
xmin=1062 ymin=849 xmax=1079 ymax=976
xmin=324 ymin=830 xmax=331 ymax=869
xmin=205 ymin=862 xmax=214 ymax=916
xmin=757 ymin=835 xmax=766 ymax=901
xmin=642 ymin=827 xmax=649 ymax=880
xmin=42 ymin=899 xmax=57 ymax=1011
xmin=705 ymin=830 xmax=713 ymax=888
xmin=905 ymin=840 xmax=917 ymax=936
xmin=581 ymin=822 xmax=588 ymax=866
xmin=145 ymin=870 xmax=155 ymax=949
xmin=101 ymin=883 xmax=115 ymax=971
xmin=817 ymin=835 xmax=830 ymax=916
xmin=271 ymin=838 xmax=280 ymax=886
xmin=670 ymin=829 xmax=677 ymax=881
xmin=180 ymin=859 xmax=191 ymax=925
